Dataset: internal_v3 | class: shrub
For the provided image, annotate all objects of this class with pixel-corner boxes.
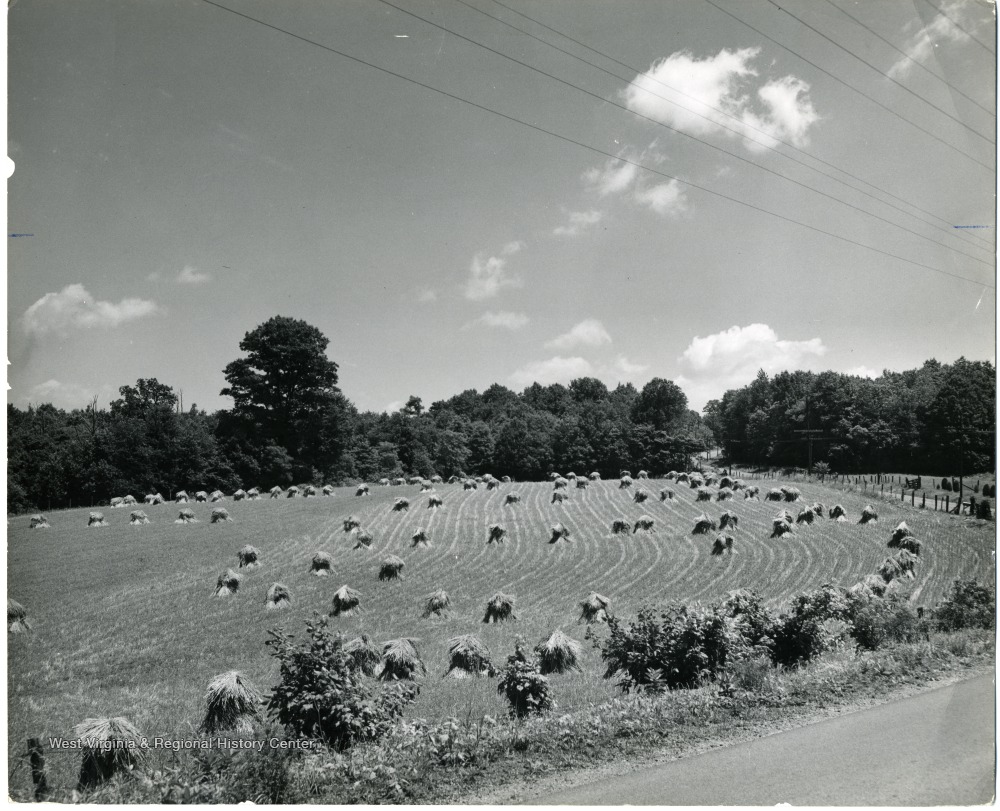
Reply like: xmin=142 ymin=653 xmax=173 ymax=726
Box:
xmin=770 ymin=585 xmax=852 ymax=667
xmin=976 ymin=499 xmax=992 ymax=520
xmin=850 ymin=595 xmax=923 ymax=651
xmin=265 ymin=615 xmax=417 ymax=750
xmin=600 ymin=603 xmax=735 ymax=692
xmin=719 ymin=589 xmax=775 ymax=654
xmin=496 ymin=642 xmax=553 ymax=718
xmin=934 ymin=579 xmax=995 ymax=632
xmin=941 ymin=477 xmax=951 ymax=491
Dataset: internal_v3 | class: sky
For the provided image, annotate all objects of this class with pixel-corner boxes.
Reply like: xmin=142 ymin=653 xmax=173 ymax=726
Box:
xmin=7 ymin=0 xmax=996 ymax=416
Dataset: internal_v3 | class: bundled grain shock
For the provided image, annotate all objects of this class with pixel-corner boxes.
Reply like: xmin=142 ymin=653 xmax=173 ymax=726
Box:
xmin=463 ymin=480 xmax=478 ymax=491
xmin=445 ymin=634 xmax=493 ymax=677
xmin=199 ymin=671 xmax=263 ymax=734
xmin=88 ymin=512 xmax=108 ymax=527
xmin=323 ymin=484 xmax=335 ymax=496
xmin=129 ymin=510 xmax=150 ymax=525
xmin=718 ymin=511 xmax=738 ymax=530
xmin=196 ymin=491 xmax=209 ymax=502
xmin=331 ymin=585 xmax=362 ymax=616
xmin=711 ymin=534 xmax=735 ymax=556
xmin=744 ymin=486 xmax=760 ymax=500
xmin=355 ymin=484 xmax=370 ymax=497
xmin=144 ymin=493 xmax=164 ymax=505
xmin=352 ymin=530 xmax=374 ymax=550
xmin=285 ymin=486 xmax=300 ymax=498
xmin=411 ymin=528 xmax=431 ymax=548
xmin=504 ymin=493 xmax=521 ymax=505
xmin=378 ymin=638 xmax=426 ymax=681
xmin=549 ymin=522 xmax=571 ymax=543
xmin=74 ymin=716 xmax=147 ymax=790
xmin=770 ymin=518 xmax=793 ymax=538
xmin=246 ymin=487 xmax=261 ymax=500
xmin=660 ymin=489 xmax=674 ymax=501
xmin=29 ymin=514 xmax=49 ymax=529
xmin=422 ymin=589 xmax=451 ymax=618
xmin=637 ymin=470 xmax=649 ymax=479
xmin=343 ymin=515 xmax=361 ymax=532
xmin=696 ymin=487 xmax=712 ymax=502
xmin=268 ymin=486 xmax=282 ymax=499
xmin=551 ymin=491 xmax=569 ymax=504
xmin=123 ymin=494 xmax=137 ymax=505
xmin=265 ymin=583 xmax=291 ymax=610
xmin=303 ymin=484 xmax=318 ymax=497
xmin=619 ymin=476 xmax=634 ymax=489
xmin=633 ymin=515 xmax=655 ymax=533
xmin=174 ymin=491 xmax=189 ymax=503
xmin=633 ymin=489 xmax=649 ymax=504
xmin=611 ymin=518 xmax=631 ymax=535
xmin=482 ymin=592 xmax=517 ymax=624
xmin=579 ymin=593 xmax=610 ymax=624
xmin=878 ymin=549 xmax=919 ymax=583
xmin=392 ymin=498 xmax=410 ymax=512
xmin=237 ymin=544 xmax=261 ymax=569
xmin=488 ymin=524 xmax=507 ymax=544
xmin=692 ymin=513 xmax=716 ymax=535
xmin=175 ymin=508 xmax=198 ymax=524
xmin=589 ymin=471 xmax=601 ymax=480
xmin=796 ymin=507 xmax=815 ymax=525
xmin=576 ymin=478 xmax=589 ymax=489
xmin=310 ymin=551 xmax=333 ymax=576
xmin=7 ymin=599 xmax=31 ymax=634
xmin=210 ymin=508 xmax=232 ymax=523
xmin=716 ymin=487 xmax=734 ymax=501
xmin=233 ymin=489 xmax=247 ymax=501
xmin=811 ymin=502 xmax=825 ymax=517
xmin=765 ymin=488 xmax=783 ymax=502
xmin=780 ymin=486 xmax=801 ymax=502
xmin=830 ymin=504 xmax=848 ymax=521
xmin=859 ymin=505 xmax=878 ymax=525
xmin=427 ymin=494 xmax=443 ymax=509
xmin=209 ymin=490 xmax=225 ymax=502
xmin=379 ymin=555 xmax=405 ymax=581
xmin=213 ymin=569 xmax=242 ymax=597
xmin=343 ymin=634 xmax=380 ymax=675
xmin=535 ymin=629 xmax=582 ymax=675
xmin=553 ymin=477 xmax=569 ymax=490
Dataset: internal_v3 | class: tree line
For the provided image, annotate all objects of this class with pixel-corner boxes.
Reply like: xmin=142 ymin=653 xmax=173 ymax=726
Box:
xmin=8 ymin=316 xmax=994 ymax=514
xmin=705 ymin=358 xmax=995 ymax=476
xmin=7 ymin=316 xmax=710 ymax=513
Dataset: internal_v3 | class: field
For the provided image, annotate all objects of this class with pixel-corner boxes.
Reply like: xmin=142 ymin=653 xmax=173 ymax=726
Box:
xmin=8 ymin=476 xmax=995 ymax=792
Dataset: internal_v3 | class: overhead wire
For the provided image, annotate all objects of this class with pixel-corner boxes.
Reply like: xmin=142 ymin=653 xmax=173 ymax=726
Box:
xmin=820 ymin=0 xmax=995 ymax=118
xmin=699 ymin=0 xmax=995 ymax=171
xmin=486 ymin=0 xmax=994 ymax=249
xmin=196 ymin=0 xmax=994 ymax=290
xmin=374 ymin=0 xmax=993 ymax=268
xmin=919 ymin=0 xmax=996 ymax=54
xmin=763 ymin=0 xmax=994 ymax=143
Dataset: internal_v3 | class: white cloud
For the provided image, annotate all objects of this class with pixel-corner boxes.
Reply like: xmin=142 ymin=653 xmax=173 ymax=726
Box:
xmin=384 ymin=400 xmax=403 ymax=413
xmin=466 ymin=311 xmax=529 ymax=330
xmin=675 ymin=323 xmax=827 ymax=410
xmin=177 ymin=265 xmax=211 ymax=285
xmin=553 ymin=209 xmax=603 ymax=237
xmin=611 ymin=354 xmax=649 ymax=376
xmin=22 ymin=283 xmax=160 ymax=336
xmin=509 ymin=356 xmax=594 ymax=388
xmin=846 ymin=365 xmax=881 ymax=379
xmin=464 ymin=250 xmax=524 ymax=301
xmin=584 ymin=158 xmax=639 ymax=196
xmin=417 ymin=289 xmax=437 ymax=303
xmin=634 ymin=180 xmax=687 ymax=217
xmin=889 ymin=0 xmax=972 ymax=78
xmin=501 ymin=240 xmax=525 ymax=255
xmin=545 ymin=319 xmax=612 ymax=351
xmin=623 ymin=48 xmax=819 ymax=151
xmin=21 ymin=379 xmax=113 ymax=409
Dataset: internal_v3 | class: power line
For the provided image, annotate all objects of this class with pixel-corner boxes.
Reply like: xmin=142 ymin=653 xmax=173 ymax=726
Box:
xmin=196 ymin=0 xmax=994 ymax=290
xmin=919 ymin=0 xmax=996 ymax=54
xmin=455 ymin=0 xmax=995 ymax=256
xmin=821 ymin=0 xmax=995 ymax=118
xmin=700 ymin=0 xmax=995 ymax=171
xmin=486 ymin=0 xmax=993 ymax=250
xmin=764 ymin=0 xmax=994 ymax=144
xmin=376 ymin=0 xmax=992 ymax=268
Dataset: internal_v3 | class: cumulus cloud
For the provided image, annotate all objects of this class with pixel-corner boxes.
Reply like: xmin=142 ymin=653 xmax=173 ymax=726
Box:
xmin=21 ymin=379 xmax=113 ymax=409
xmin=465 ymin=311 xmax=529 ymax=330
xmin=417 ymin=289 xmax=438 ymax=303
xmin=846 ymin=365 xmax=881 ymax=379
xmin=889 ymin=0 xmax=974 ymax=78
xmin=464 ymin=247 xmax=524 ymax=301
xmin=611 ymin=354 xmax=649 ymax=376
xmin=634 ymin=179 xmax=687 ymax=217
xmin=545 ymin=319 xmax=613 ymax=351
xmin=674 ymin=323 xmax=827 ymax=410
xmin=553 ymin=209 xmax=604 ymax=237
xmin=177 ymin=265 xmax=211 ymax=285
xmin=509 ymin=356 xmax=594 ymax=388
xmin=22 ymin=283 xmax=160 ymax=335
xmin=584 ymin=158 xmax=640 ymax=196
xmin=623 ymin=48 xmax=819 ymax=151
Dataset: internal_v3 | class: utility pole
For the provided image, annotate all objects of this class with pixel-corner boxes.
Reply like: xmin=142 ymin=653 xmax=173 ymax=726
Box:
xmin=794 ymin=429 xmax=824 ymax=477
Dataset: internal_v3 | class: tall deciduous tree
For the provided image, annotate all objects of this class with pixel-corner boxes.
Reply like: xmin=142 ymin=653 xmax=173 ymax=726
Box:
xmin=220 ymin=316 xmax=344 ymax=470
xmin=631 ymin=378 xmax=688 ymax=431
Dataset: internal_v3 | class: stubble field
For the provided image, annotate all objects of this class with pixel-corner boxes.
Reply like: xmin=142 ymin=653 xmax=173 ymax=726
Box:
xmin=7 ymin=475 xmax=994 ymax=791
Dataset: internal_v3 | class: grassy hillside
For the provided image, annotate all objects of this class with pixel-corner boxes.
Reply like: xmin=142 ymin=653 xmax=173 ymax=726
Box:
xmin=8 ymin=477 xmax=994 ymax=792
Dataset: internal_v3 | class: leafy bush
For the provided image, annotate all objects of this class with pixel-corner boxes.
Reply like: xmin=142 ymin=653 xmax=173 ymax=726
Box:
xmin=601 ymin=603 xmax=737 ymax=692
xmin=976 ymin=499 xmax=992 ymax=520
xmin=770 ymin=585 xmax=853 ymax=667
xmin=934 ymin=579 xmax=995 ymax=632
xmin=265 ymin=615 xmax=418 ymax=750
xmin=850 ymin=595 xmax=923 ymax=651
xmin=496 ymin=643 xmax=553 ymax=718
xmin=941 ymin=477 xmax=951 ymax=491
xmin=719 ymin=589 xmax=776 ymax=654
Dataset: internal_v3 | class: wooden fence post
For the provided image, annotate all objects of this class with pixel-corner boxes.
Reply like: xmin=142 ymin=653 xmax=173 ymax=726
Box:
xmin=945 ymin=495 xmax=950 ymax=513
xmin=28 ymin=737 xmax=49 ymax=801
xmin=934 ymin=494 xmax=938 ymax=511
xmin=921 ymin=492 xmax=926 ymax=509
xmin=911 ymin=490 xmax=915 ymax=506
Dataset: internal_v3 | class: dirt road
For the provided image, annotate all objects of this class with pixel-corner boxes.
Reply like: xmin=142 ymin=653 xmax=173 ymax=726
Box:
xmin=533 ymin=673 xmax=995 ymax=805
